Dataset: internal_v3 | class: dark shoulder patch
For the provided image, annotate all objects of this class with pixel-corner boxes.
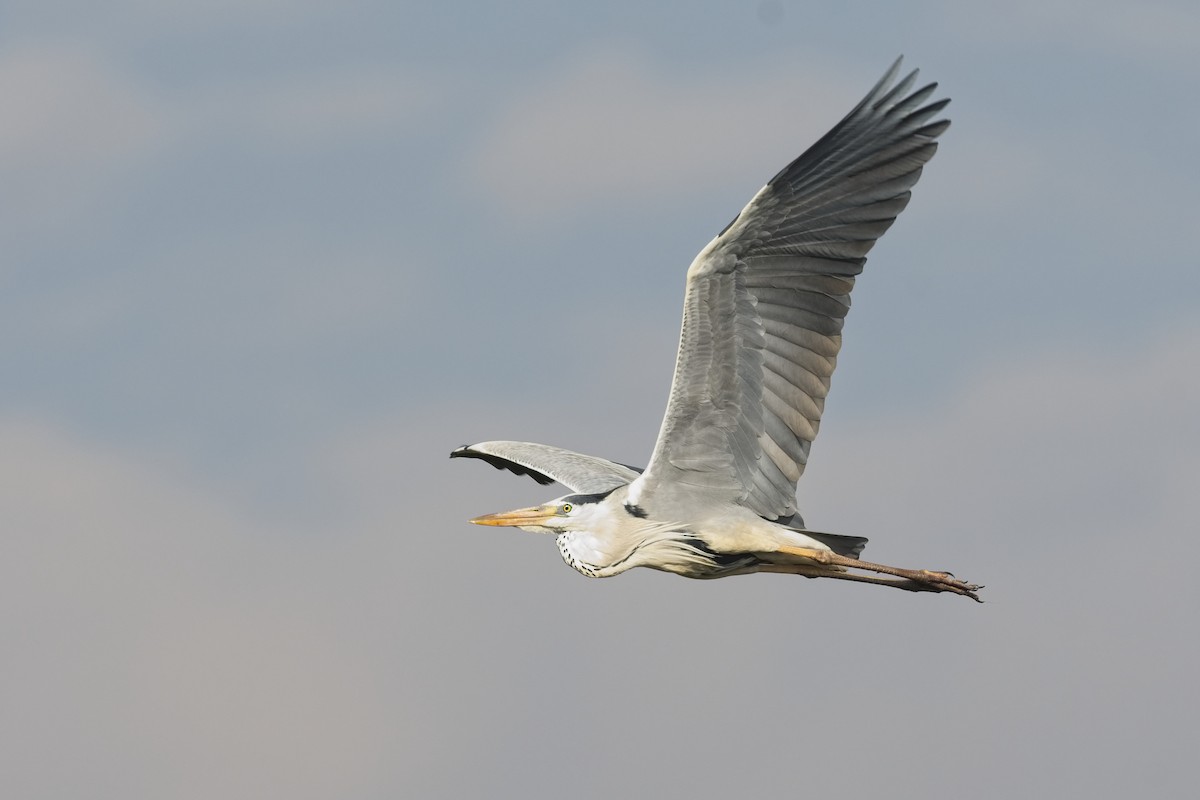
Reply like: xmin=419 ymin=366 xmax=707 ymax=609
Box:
xmin=624 ymin=503 xmax=648 ymax=518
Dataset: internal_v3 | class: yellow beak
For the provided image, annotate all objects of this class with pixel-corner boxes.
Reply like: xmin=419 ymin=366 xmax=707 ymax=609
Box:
xmin=470 ymin=505 xmax=558 ymax=527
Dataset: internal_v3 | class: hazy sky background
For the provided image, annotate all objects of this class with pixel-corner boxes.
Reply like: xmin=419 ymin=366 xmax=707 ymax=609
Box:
xmin=3 ymin=1 xmax=1198 ymax=797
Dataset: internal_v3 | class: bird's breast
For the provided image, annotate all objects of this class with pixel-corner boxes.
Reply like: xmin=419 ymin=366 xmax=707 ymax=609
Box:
xmin=555 ymin=532 xmax=634 ymax=578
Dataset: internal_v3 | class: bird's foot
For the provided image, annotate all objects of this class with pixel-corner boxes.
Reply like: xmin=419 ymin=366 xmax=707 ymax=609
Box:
xmin=913 ymin=569 xmax=983 ymax=602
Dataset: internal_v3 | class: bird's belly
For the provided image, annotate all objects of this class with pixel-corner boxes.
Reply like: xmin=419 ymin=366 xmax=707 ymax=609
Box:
xmin=555 ymin=531 xmax=760 ymax=579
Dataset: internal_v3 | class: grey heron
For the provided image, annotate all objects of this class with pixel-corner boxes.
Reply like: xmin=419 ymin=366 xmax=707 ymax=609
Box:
xmin=452 ymin=59 xmax=981 ymax=601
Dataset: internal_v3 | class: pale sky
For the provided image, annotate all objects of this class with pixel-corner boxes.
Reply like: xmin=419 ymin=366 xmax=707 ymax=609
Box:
xmin=3 ymin=1 xmax=1198 ymax=798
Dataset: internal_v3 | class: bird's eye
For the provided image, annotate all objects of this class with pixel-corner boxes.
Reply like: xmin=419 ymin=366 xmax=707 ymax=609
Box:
xmin=561 ymin=503 xmax=573 ymax=514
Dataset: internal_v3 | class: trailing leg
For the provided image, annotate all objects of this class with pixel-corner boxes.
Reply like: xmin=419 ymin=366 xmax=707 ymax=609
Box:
xmin=772 ymin=545 xmax=983 ymax=601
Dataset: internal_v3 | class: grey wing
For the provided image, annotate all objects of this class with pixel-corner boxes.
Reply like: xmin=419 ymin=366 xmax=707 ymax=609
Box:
xmin=632 ymin=59 xmax=949 ymax=519
xmin=451 ymin=441 xmax=642 ymax=495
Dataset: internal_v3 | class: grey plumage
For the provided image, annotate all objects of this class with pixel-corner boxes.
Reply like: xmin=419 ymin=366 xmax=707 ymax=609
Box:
xmin=636 ymin=57 xmax=948 ymax=522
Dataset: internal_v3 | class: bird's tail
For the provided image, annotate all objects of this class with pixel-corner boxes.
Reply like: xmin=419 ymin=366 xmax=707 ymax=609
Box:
xmin=797 ymin=530 xmax=868 ymax=559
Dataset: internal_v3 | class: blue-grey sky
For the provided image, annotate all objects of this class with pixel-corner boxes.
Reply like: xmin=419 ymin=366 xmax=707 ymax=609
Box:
xmin=3 ymin=1 xmax=1198 ymax=798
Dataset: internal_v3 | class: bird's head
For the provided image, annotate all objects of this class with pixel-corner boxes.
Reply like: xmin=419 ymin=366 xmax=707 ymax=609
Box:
xmin=469 ymin=492 xmax=611 ymax=534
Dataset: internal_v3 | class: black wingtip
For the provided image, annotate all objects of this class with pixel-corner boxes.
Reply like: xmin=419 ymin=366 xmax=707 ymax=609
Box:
xmin=450 ymin=444 xmax=558 ymax=485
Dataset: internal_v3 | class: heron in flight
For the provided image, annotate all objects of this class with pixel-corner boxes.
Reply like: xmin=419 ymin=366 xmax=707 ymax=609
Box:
xmin=452 ymin=59 xmax=981 ymax=601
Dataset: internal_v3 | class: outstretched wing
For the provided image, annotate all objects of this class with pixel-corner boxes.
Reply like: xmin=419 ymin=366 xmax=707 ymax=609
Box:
xmin=451 ymin=441 xmax=642 ymax=495
xmin=633 ymin=58 xmax=949 ymax=519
